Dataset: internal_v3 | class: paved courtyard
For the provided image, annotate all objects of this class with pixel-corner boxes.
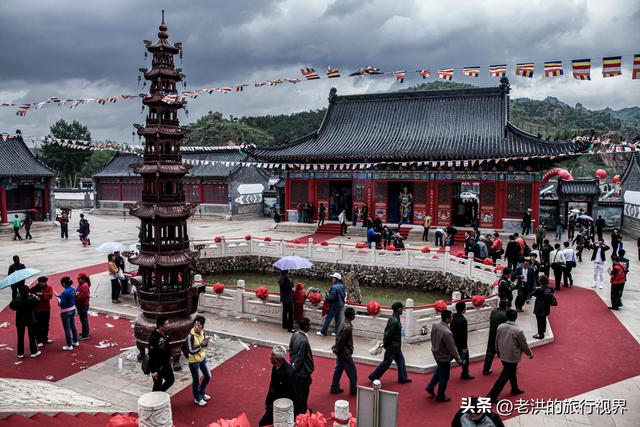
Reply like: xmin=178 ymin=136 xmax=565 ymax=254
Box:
xmin=0 ymin=212 xmax=638 ymax=426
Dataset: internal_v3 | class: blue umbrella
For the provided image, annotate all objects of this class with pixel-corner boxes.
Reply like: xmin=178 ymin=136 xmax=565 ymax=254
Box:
xmin=273 ymin=256 xmax=313 ymax=271
xmin=0 ymin=268 xmax=41 ymax=290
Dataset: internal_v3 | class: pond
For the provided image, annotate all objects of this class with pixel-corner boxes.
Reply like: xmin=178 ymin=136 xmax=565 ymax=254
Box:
xmin=203 ymin=272 xmax=449 ymax=307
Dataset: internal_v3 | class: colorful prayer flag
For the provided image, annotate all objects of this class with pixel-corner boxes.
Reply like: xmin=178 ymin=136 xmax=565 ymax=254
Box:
xmin=267 ymin=79 xmax=283 ymax=86
xmin=602 ymin=56 xmax=622 ymax=77
xmin=235 ymin=84 xmax=247 ymax=92
xmin=254 ymin=82 xmax=266 ymax=87
xmin=326 ymin=67 xmax=340 ymax=78
xmin=633 ymin=54 xmax=640 ymax=80
xmin=463 ymin=66 xmax=480 ymax=77
xmin=285 ymin=78 xmax=301 ymax=84
xmin=571 ymin=59 xmax=591 ymax=80
xmin=393 ymin=70 xmax=406 ymax=83
xmin=97 ymin=98 xmax=107 ymax=105
xmin=215 ymin=87 xmax=232 ymax=93
xmin=437 ymin=68 xmax=454 ymax=81
xmin=349 ymin=68 xmax=367 ymax=77
xmin=489 ymin=64 xmax=507 ymax=77
xmin=301 ymin=67 xmax=320 ymax=80
xmin=366 ymin=66 xmax=383 ymax=75
xmin=515 ymin=63 xmax=535 ymax=78
xmin=417 ymin=69 xmax=431 ymax=79
xmin=544 ymin=61 xmax=563 ymax=77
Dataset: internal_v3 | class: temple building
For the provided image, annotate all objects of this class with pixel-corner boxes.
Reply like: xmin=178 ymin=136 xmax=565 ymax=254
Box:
xmin=621 ymin=151 xmax=640 ymax=239
xmin=0 ymin=135 xmax=56 ymax=223
xmin=93 ymin=148 xmax=268 ymax=218
xmin=249 ymin=80 xmax=589 ymax=231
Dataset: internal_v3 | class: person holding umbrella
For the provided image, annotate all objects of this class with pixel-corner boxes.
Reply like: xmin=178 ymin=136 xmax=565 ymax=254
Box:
xmin=279 ymin=269 xmax=295 ymax=332
xmin=9 ymin=284 xmax=40 ymax=359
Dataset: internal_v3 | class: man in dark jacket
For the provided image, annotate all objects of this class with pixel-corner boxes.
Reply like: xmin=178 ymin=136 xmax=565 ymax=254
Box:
xmin=259 ymin=345 xmax=298 ymax=426
xmin=521 ymin=209 xmax=532 ymax=235
xmin=289 ymin=318 xmax=314 ymax=414
xmin=426 ymin=310 xmax=463 ymax=402
xmin=595 ymin=215 xmax=606 ymax=241
xmin=114 ymin=251 xmax=128 ymax=295
xmin=330 ymin=307 xmax=357 ymax=396
xmin=368 ymin=302 xmax=411 ymax=384
xmin=512 ymin=260 xmax=537 ymax=312
xmin=504 ymin=235 xmax=521 ymax=269
xmin=497 ymin=267 xmax=515 ymax=307
xmin=8 ymin=255 xmax=26 ymax=299
xmin=148 ymin=316 xmax=174 ymax=392
xmin=540 ymin=239 xmax=553 ymax=276
xmin=9 ymin=285 xmax=40 ymax=359
xmin=279 ymin=270 xmax=295 ymax=332
xmin=532 ymin=275 xmax=554 ymax=339
xmin=451 ymin=396 xmax=505 ymax=427
xmin=450 ymin=302 xmax=474 ymax=380
xmin=483 ymin=300 xmax=508 ymax=375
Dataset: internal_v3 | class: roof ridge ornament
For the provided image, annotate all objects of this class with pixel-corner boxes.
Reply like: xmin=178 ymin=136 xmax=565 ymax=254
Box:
xmin=499 ymin=77 xmax=510 ymax=93
xmin=329 ymin=87 xmax=337 ymax=104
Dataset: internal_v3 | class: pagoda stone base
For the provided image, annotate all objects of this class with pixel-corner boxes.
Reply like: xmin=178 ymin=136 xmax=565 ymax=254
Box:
xmin=134 ymin=312 xmax=196 ymax=371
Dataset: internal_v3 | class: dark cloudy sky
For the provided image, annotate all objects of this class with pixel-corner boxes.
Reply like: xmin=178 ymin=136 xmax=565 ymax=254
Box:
xmin=1 ymin=0 xmax=639 ymax=143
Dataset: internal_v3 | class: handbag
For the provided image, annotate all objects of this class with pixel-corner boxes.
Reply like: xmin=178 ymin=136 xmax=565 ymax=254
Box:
xmin=141 ymin=354 xmax=151 ymax=375
xmin=117 ymin=269 xmax=126 ymax=281
xmin=369 ymin=340 xmax=384 ymax=356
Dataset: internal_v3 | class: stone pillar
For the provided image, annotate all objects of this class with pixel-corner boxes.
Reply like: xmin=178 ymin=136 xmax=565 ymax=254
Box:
xmin=220 ymin=235 xmax=226 ymax=256
xmin=403 ymin=298 xmax=415 ymax=339
xmin=444 ymin=246 xmax=450 ymax=273
xmin=452 ymin=291 xmax=462 ymax=301
xmin=333 ymin=399 xmax=351 ymax=427
xmin=308 ymin=237 xmax=314 ymax=258
xmin=235 ymin=279 xmax=245 ymax=316
xmin=137 ymin=392 xmax=172 ymax=427
xmin=468 ymin=252 xmax=475 ymax=278
xmin=273 ymin=398 xmax=294 ymax=427
xmin=194 ymin=274 xmax=203 ymax=285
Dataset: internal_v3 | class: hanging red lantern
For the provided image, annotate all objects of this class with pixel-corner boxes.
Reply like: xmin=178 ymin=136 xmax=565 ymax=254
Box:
xmin=455 ymin=250 xmax=466 ymax=258
xmin=245 ymin=235 xmax=252 ymax=241
xmin=386 ymin=245 xmax=396 ymax=251
xmin=264 ymin=236 xmax=272 ymax=241
xmin=367 ymin=300 xmax=382 ymax=316
xmin=483 ymin=258 xmax=494 ymax=266
xmin=255 ymin=286 xmax=269 ymax=300
xmin=213 ymin=283 xmax=224 ymax=294
xmin=433 ymin=300 xmax=448 ymax=312
xmin=472 ymin=295 xmax=486 ymax=308
xmin=214 ymin=236 xmax=222 ymax=243
xmin=595 ymin=169 xmax=607 ymax=180
xmin=612 ymin=174 xmax=621 ymax=184
xmin=320 ymin=241 xmax=329 ymax=246
xmin=421 ymin=246 xmax=431 ymax=253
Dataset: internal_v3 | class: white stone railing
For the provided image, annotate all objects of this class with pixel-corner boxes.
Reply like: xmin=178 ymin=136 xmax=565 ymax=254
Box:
xmin=193 ymin=236 xmax=503 ymax=287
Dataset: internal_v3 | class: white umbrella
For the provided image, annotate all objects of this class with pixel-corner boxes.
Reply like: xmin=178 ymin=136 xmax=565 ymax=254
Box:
xmin=578 ymin=214 xmax=593 ymax=222
xmin=96 ymin=242 xmax=130 ymax=253
xmin=273 ymin=256 xmax=313 ymax=271
xmin=0 ymin=268 xmax=41 ymax=290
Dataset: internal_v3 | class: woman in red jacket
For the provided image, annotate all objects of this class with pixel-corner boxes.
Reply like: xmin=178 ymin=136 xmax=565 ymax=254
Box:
xmin=30 ymin=276 xmax=53 ymax=347
xmin=76 ymin=273 xmax=91 ymax=340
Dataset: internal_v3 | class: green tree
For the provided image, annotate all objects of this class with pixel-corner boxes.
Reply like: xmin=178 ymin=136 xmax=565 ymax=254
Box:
xmin=40 ymin=119 xmax=92 ymax=188
xmin=185 ymin=111 xmax=274 ymax=146
xmin=81 ymin=150 xmax=114 ymax=176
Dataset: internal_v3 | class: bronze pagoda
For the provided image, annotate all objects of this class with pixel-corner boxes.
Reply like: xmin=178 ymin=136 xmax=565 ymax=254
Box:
xmin=130 ymin=11 xmax=204 ymax=369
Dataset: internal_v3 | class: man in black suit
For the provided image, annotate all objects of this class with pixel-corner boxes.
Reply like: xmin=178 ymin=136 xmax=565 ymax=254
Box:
xmin=8 ymin=255 xmax=26 ymax=299
xmin=289 ymin=318 xmax=314 ymax=415
xmin=450 ymin=302 xmax=474 ymax=380
xmin=259 ymin=345 xmax=298 ymax=426
xmin=512 ymin=259 xmax=538 ymax=312
xmin=498 ymin=267 xmax=515 ymax=307
xmin=504 ymin=235 xmax=521 ymax=270
xmin=595 ymin=216 xmax=606 ymax=242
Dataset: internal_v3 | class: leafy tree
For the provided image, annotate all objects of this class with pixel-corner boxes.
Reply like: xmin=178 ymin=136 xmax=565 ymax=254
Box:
xmin=185 ymin=111 xmax=274 ymax=146
xmin=40 ymin=120 xmax=92 ymax=188
xmin=240 ymin=110 xmax=326 ymax=145
xmin=81 ymin=150 xmax=114 ymax=176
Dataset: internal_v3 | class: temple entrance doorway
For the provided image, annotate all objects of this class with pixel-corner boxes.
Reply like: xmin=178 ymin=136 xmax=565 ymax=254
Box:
xmin=387 ymin=182 xmax=414 ymax=224
xmin=328 ymin=181 xmax=352 ymax=220
xmin=452 ymin=182 xmax=479 ymax=227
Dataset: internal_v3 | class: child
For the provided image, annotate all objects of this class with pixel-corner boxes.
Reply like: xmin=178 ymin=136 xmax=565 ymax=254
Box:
xmin=293 ymin=283 xmax=307 ymax=322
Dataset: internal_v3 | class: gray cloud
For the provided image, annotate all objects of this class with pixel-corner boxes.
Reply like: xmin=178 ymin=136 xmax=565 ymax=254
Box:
xmin=1 ymin=0 xmax=639 ymax=143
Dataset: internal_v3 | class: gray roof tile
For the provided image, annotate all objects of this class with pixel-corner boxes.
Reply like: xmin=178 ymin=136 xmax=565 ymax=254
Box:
xmin=0 ymin=136 xmax=56 ymax=177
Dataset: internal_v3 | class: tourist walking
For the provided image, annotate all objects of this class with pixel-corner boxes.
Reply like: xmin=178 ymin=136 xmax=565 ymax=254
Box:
xmin=426 ymin=310 xmax=463 ymax=402
xmin=57 ymin=211 xmax=69 ymax=239
xmin=482 ymin=300 xmax=508 ymax=375
xmin=595 ymin=215 xmax=606 ymax=241
xmin=8 ymin=255 xmax=26 ymax=299
xmin=30 ymin=276 xmax=53 ymax=346
xmin=23 ymin=214 xmax=33 ymax=240
xmin=78 ymin=213 xmax=91 ymax=246
xmin=339 ymin=209 xmax=348 ymax=235
xmin=76 ymin=273 xmax=91 ymax=340
xmin=497 ymin=267 xmax=515 ymax=307
xmin=521 ymin=208 xmax=532 ymax=235
xmin=540 ymin=239 xmax=552 ymax=277
xmin=317 ymin=273 xmax=345 ymax=336
xmin=148 ymin=316 xmax=174 ymax=392
xmin=187 ymin=316 xmax=211 ymax=406
xmin=487 ymin=309 xmax=533 ymax=402
xmin=562 ymin=241 xmax=576 ymax=287
xmin=114 ymin=251 xmax=128 ymax=295
xmin=330 ymin=307 xmax=357 ymax=396
xmin=611 ymin=228 xmax=622 ymax=257
xmin=504 ymin=235 xmax=520 ymax=270
xmin=107 ymin=254 xmax=122 ymax=304
xmin=450 ymin=302 xmax=474 ymax=380
xmin=491 ymin=232 xmax=503 ymax=263
xmin=351 ymin=205 xmax=359 ymax=228
xmin=555 ymin=213 xmax=564 ymax=241
xmin=293 ymin=283 xmax=307 ymax=322
xmin=422 ymin=214 xmax=432 ymax=241
xmin=11 ymin=214 xmax=23 ymax=241
xmin=618 ymin=249 xmax=630 ymax=303
xmin=451 ymin=397 xmax=505 ymax=427
xmin=573 ymin=232 xmax=586 ymax=262
xmin=57 ymin=276 xmax=79 ymax=351
xmin=607 ymin=255 xmax=627 ymax=310
xmin=549 ymin=243 xmax=565 ymax=291
xmin=368 ymin=302 xmax=411 ymax=384
xmin=532 ymin=275 xmax=554 ymax=339
xmin=279 ymin=270 xmax=295 ymax=332
xmin=591 ymin=240 xmax=609 ymax=289
xmin=9 ymin=284 xmax=40 ymax=359
xmin=535 ymin=224 xmax=545 ymax=249
xmin=259 ymin=345 xmax=298 ymax=427
xmin=318 ymin=203 xmax=326 ymax=227
xmin=513 ymin=259 xmax=536 ymax=312
xmin=289 ymin=318 xmax=314 ymax=414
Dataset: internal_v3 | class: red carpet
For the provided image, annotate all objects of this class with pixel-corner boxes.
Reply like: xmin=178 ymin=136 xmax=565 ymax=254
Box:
xmin=0 ymin=263 xmax=136 ymax=381
xmin=0 ymin=413 xmax=115 ymax=427
xmin=169 ymin=285 xmax=640 ymax=427
xmin=291 ymin=233 xmax=338 ymax=244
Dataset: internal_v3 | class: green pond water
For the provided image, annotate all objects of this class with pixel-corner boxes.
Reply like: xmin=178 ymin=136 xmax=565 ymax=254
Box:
xmin=204 ymin=272 xmax=448 ymax=307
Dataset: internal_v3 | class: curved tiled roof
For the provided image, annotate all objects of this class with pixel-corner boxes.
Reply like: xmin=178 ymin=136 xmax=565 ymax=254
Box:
xmin=251 ymin=84 xmax=588 ymax=162
xmin=0 ymin=136 xmax=56 ymax=177
xmin=557 ymin=178 xmax=601 ymax=196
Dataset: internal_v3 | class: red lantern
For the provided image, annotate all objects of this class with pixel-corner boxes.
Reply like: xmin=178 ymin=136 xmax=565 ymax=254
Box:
xmin=483 ymin=258 xmax=494 ymax=266
xmin=455 ymin=250 xmax=466 ymax=258
xmin=386 ymin=245 xmax=396 ymax=251
xmin=367 ymin=300 xmax=382 ymax=316
xmin=472 ymin=295 xmax=486 ymax=308
xmin=295 ymin=411 xmax=328 ymax=427
xmin=213 ymin=283 xmax=225 ymax=294
xmin=320 ymin=241 xmax=329 ymax=246
xmin=255 ymin=286 xmax=269 ymax=300
xmin=595 ymin=169 xmax=607 ymax=180
xmin=264 ymin=236 xmax=272 ymax=241
xmin=214 ymin=236 xmax=222 ymax=243
xmin=308 ymin=292 xmax=322 ymax=305
xmin=207 ymin=412 xmax=251 ymax=427
xmin=245 ymin=235 xmax=251 ymax=241
xmin=612 ymin=174 xmax=621 ymax=184
xmin=494 ymin=264 xmax=505 ymax=273
xmin=421 ymin=246 xmax=431 ymax=253
xmin=355 ymin=242 xmax=367 ymax=249
xmin=106 ymin=414 xmax=139 ymax=427
xmin=434 ymin=300 xmax=447 ymax=312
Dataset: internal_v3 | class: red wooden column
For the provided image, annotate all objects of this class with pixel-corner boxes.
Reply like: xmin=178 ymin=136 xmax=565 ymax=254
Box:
xmin=199 ymin=183 xmax=205 ymax=204
xmin=284 ymin=178 xmax=291 ymax=221
xmin=531 ymin=181 xmax=541 ymax=228
xmin=119 ymin=182 xmax=125 ymax=201
xmin=0 ymin=185 xmax=7 ymax=223
xmin=308 ymin=178 xmax=317 ymax=221
xmin=427 ymin=181 xmax=437 ymax=218
xmin=43 ymin=183 xmax=50 ymax=219
xmin=494 ymin=181 xmax=507 ymax=229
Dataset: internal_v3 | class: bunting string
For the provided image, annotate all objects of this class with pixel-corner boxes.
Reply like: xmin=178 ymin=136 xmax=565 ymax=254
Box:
xmin=3 ymin=53 xmax=639 ymax=117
